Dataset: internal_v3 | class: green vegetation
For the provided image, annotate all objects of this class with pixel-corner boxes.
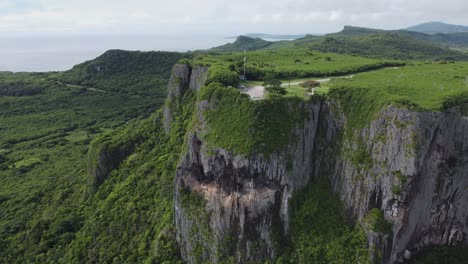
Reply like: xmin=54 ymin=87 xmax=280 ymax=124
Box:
xmin=405 ymin=21 xmax=468 ymax=35
xmin=0 ymin=72 xmax=44 ymax=96
xmin=264 ymin=75 xmax=287 ymax=95
xmin=277 ymin=177 xmax=370 ymax=263
xmin=364 ymin=209 xmax=392 ymax=234
xmin=210 ymin=26 xmax=468 ymax=61
xmin=179 ymin=187 xmax=214 ymax=262
xmin=199 ymin=84 xmax=308 ymax=155
xmin=194 ymin=47 xmax=404 ymax=81
xmin=3 ymin=27 xmax=468 ymax=263
xmin=328 ymin=62 xmax=468 ymax=134
xmin=0 ymin=50 xmax=187 ymax=263
xmin=210 ymin=35 xmax=273 ymax=52
xmin=55 ymin=49 xmax=184 ymax=96
xmin=284 ymin=84 xmax=309 ymax=98
xmin=205 ymin=65 xmax=240 ymax=87
xmin=310 ymin=33 xmax=468 ymax=61
xmin=61 ymin=90 xmax=195 ymax=264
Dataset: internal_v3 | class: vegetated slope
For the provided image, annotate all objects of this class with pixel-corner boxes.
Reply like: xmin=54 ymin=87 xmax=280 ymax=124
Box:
xmin=405 ymin=21 xmax=468 ymax=34
xmin=308 ymin=32 xmax=468 ymax=61
xmin=55 ymin=49 xmax=184 ymax=96
xmin=327 ymin=62 xmax=468 ymax=132
xmin=238 ymin=33 xmax=306 ymax=40
xmin=0 ymin=50 xmax=182 ymax=263
xmin=328 ymin=25 xmax=468 ymax=48
xmin=209 ymin=35 xmax=273 ymax=52
xmin=406 ymin=31 xmax=468 ymax=49
xmin=0 ymin=72 xmax=43 ymax=96
xmin=194 ymin=48 xmax=403 ymax=81
xmin=213 ymin=26 xmax=468 ymax=60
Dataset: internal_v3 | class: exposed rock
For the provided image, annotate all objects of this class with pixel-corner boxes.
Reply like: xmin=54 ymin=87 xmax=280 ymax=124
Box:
xmin=163 ymin=64 xmax=209 ymax=133
xmin=189 ymin=65 xmax=209 ymax=92
xmin=163 ymin=64 xmax=191 ymax=133
xmin=87 ymin=137 xmax=136 ymax=191
xmin=174 ymin=99 xmax=322 ymax=263
xmin=315 ymin=104 xmax=468 ymax=263
xmin=166 ymin=67 xmax=468 ymax=263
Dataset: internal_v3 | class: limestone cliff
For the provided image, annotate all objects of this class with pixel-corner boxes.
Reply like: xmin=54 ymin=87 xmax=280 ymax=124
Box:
xmin=166 ymin=65 xmax=468 ymax=263
xmin=316 ymin=104 xmax=468 ymax=263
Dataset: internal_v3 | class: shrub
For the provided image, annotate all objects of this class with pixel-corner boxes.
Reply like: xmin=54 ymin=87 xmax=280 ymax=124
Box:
xmin=206 ymin=66 xmax=239 ymax=87
xmin=365 ymin=208 xmax=392 ymax=234
xmin=265 ymin=85 xmax=287 ymax=95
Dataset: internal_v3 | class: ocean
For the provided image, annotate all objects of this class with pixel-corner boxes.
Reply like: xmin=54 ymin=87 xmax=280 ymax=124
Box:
xmin=0 ymin=35 xmax=230 ymax=72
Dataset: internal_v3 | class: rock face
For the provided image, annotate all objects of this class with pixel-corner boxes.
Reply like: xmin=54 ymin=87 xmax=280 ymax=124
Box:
xmin=174 ymin=101 xmax=322 ymax=263
xmin=316 ymin=105 xmax=468 ymax=263
xmin=163 ymin=64 xmax=209 ymax=133
xmin=168 ymin=68 xmax=468 ymax=263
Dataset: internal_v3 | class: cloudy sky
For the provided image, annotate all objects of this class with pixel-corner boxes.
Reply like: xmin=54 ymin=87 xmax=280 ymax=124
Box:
xmin=1 ymin=0 xmax=468 ymax=36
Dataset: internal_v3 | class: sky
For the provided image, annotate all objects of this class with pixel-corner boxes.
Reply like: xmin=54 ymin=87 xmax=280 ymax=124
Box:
xmin=1 ymin=0 xmax=468 ymax=36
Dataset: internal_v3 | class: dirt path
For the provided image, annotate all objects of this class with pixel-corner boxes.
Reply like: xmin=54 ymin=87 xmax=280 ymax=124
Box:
xmin=240 ymin=86 xmax=264 ymax=100
xmin=56 ymin=81 xmax=108 ymax=93
xmin=241 ymin=77 xmax=343 ymax=100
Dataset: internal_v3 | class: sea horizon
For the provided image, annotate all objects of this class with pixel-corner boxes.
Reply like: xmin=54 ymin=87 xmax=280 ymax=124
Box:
xmin=0 ymin=34 xmax=231 ymax=72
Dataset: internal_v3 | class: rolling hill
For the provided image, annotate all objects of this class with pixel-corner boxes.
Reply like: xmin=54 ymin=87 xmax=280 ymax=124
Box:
xmin=209 ymin=36 xmax=273 ymax=52
xmin=405 ymin=21 xmax=468 ymax=34
xmin=212 ymin=25 xmax=468 ymax=60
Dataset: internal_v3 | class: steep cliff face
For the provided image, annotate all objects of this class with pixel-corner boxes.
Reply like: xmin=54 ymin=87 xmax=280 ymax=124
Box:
xmin=163 ymin=64 xmax=209 ymax=133
xmin=167 ymin=66 xmax=468 ymax=263
xmin=316 ymin=103 xmax=468 ymax=263
xmin=174 ymin=101 xmax=322 ymax=263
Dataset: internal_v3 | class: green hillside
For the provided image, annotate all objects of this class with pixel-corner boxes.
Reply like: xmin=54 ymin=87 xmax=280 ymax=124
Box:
xmin=219 ymin=26 xmax=468 ymax=61
xmin=2 ymin=28 xmax=468 ymax=263
xmin=327 ymin=62 xmax=468 ymax=132
xmin=405 ymin=21 xmax=468 ymax=34
xmin=0 ymin=51 xmax=183 ymax=263
xmin=55 ymin=50 xmax=184 ymax=96
xmin=194 ymin=47 xmax=404 ymax=80
xmin=209 ymin=35 xmax=273 ymax=52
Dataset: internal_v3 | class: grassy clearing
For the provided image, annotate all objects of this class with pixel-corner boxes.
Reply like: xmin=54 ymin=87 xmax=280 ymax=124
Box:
xmin=315 ymin=85 xmax=330 ymax=95
xmin=330 ymin=62 xmax=468 ymax=110
xmin=328 ymin=62 xmax=468 ymax=133
xmin=284 ymin=84 xmax=310 ymax=98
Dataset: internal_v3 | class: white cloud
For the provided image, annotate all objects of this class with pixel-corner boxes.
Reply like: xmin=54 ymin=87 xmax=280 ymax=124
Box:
xmin=0 ymin=0 xmax=468 ymax=35
xmin=0 ymin=0 xmax=12 ymax=9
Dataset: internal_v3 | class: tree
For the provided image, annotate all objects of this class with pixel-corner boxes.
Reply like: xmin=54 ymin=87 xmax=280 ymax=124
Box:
xmin=263 ymin=74 xmax=282 ymax=87
xmin=263 ymin=74 xmax=287 ymax=95
xmin=299 ymin=80 xmax=321 ymax=91
xmin=265 ymin=85 xmax=287 ymax=95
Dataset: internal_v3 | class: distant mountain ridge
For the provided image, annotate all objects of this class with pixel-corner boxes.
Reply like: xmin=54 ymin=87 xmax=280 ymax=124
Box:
xmin=226 ymin=33 xmax=306 ymax=40
xmin=210 ymin=36 xmax=273 ymax=52
xmin=212 ymin=25 xmax=468 ymax=61
xmin=405 ymin=21 xmax=468 ymax=34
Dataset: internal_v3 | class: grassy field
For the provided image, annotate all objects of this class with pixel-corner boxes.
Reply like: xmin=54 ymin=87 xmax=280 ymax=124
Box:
xmin=194 ymin=47 xmax=404 ymax=81
xmin=329 ymin=62 xmax=468 ymax=110
xmin=326 ymin=61 xmax=468 ymax=134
